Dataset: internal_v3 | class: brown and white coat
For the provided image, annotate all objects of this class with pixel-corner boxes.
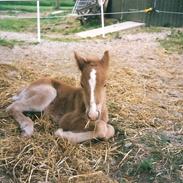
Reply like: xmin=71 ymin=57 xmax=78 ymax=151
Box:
xmin=7 ymin=51 xmax=115 ymax=143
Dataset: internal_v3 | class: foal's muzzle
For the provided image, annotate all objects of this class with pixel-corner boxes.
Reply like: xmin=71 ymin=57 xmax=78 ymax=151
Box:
xmin=87 ymin=110 xmax=100 ymax=121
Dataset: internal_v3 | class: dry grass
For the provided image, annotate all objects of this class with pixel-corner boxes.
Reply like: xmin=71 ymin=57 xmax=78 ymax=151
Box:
xmin=0 ymin=64 xmax=121 ymax=183
xmin=0 ymin=61 xmax=183 ymax=183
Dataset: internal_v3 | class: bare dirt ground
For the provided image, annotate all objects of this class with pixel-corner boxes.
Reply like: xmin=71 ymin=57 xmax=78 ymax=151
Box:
xmin=0 ymin=30 xmax=179 ymax=73
xmin=0 ymin=29 xmax=183 ymax=182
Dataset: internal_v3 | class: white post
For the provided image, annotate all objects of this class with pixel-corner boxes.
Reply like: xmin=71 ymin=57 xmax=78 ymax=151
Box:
xmin=37 ymin=0 xmax=41 ymax=43
xmin=100 ymin=0 xmax=105 ymax=38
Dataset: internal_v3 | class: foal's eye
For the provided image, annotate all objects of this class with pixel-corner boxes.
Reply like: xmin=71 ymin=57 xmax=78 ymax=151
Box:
xmin=104 ymin=83 xmax=107 ymax=87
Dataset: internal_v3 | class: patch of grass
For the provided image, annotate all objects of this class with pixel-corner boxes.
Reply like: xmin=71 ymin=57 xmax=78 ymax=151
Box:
xmin=137 ymin=158 xmax=154 ymax=174
xmin=0 ymin=17 xmax=100 ymax=34
xmin=63 ymin=19 xmax=100 ymax=34
xmin=0 ymin=18 xmax=71 ymax=33
xmin=0 ymin=39 xmax=14 ymax=48
xmin=60 ymin=0 xmax=75 ymax=7
xmin=0 ymin=0 xmax=74 ymax=6
xmin=0 ymin=5 xmax=52 ymax=12
xmin=160 ymin=30 xmax=183 ymax=54
xmin=41 ymin=18 xmax=100 ymax=34
xmin=124 ymin=135 xmax=183 ymax=183
xmin=139 ymin=132 xmax=183 ymax=183
xmin=0 ymin=38 xmax=25 ymax=48
xmin=0 ymin=0 xmax=74 ymax=12
xmin=0 ymin=19 xmax=35 ymax=32
xmin=0 ymin=18 xmax=70 ymax=33
xmin=0 ymin=0 xmax=53 ymax=6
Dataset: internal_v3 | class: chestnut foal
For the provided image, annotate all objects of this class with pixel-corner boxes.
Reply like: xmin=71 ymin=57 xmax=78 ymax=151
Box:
xmin=7 ymin=51 xmax=115 ymax=143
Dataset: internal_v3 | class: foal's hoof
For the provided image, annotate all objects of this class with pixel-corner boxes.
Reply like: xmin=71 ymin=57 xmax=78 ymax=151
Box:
xmin=105 ymin=124 xmax=115 ymax=139
xmin=20 ymin=122 xmax=33 ymax=137
xmin=21 ymin=131 xmax=32 ymax=137
xmin=55 ymin=129 xmax=63 ymax=137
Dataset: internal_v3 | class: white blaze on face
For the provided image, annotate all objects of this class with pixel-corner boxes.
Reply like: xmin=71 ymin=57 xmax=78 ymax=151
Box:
xmin=88 ymin=69 xmax=98 ymax=120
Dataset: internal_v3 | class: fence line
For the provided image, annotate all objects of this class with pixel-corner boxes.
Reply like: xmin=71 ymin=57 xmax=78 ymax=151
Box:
xmin=36 ymin=0 xmax=40 ymax=42
xmin=0 ymin=10 xmax=149 ymax=20
xmin=156 ymin=10 xmax=183 ymax=15
xmin=0 ymin=9 xmax=182 ymax=18
xmin=100 ymin=0 xmax=105 ymax=37
xmin=0 ymin=0 xmax=183 ymax=41
xmin=1 ymin=9 xmax=183 ymax=20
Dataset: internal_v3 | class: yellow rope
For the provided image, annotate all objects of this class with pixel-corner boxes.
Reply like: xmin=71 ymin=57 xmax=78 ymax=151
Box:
xmin=144 ymin=7 xmax=153 ymax=13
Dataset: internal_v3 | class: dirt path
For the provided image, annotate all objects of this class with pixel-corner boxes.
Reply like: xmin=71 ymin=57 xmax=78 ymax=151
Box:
xmin=0 ymin=30 xmax=182 ymax=87
xmin=1 ymin=29 xmax=180 ymax=75
xmin=0 ymin=31 xmax=38 ymax=42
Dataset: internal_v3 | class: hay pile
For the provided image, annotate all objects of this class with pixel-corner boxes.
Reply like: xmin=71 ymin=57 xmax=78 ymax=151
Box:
xmin=107 ymin=64 xmax=183 ymax=182
xmin=0 ymin=61 xmax=182 ymax=182
xmin=0 ymin=64 xmax=122 ymax=183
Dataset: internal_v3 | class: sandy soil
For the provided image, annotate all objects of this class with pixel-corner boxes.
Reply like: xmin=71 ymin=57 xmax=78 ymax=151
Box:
xmin=1 ymin=30 xmax=182 ymax=74
xmin=0 ymin=30 xmax=182 ymax=98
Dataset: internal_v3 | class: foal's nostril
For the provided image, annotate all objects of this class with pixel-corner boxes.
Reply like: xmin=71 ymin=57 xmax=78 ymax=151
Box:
xmin=87 ymin=110 xmax=100 ymax=121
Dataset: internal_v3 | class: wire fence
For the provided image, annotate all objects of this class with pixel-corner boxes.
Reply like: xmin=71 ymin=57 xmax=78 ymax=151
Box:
xmin=0 ymin=1 xmax=183 ymax=20
xmin=0 ymin=0 xmax=182 ymax=42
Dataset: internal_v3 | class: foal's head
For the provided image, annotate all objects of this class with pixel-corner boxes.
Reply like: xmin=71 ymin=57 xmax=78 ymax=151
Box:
xmin=75 ymin=51 xmax=109 ymax=121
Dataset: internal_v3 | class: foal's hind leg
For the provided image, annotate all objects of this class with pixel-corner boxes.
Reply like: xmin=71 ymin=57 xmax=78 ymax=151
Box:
xmin=7 ymin=85 xmax=56 ymax=136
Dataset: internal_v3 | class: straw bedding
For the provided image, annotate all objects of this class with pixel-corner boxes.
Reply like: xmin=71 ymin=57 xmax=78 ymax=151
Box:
xmin=0 ymin=60 xmax=182 ymax=182
xmin=0 ymin=63 xmax=122 ymax=183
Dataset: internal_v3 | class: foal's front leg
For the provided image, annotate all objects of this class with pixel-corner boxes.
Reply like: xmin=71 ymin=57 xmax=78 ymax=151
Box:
xmin=55 ymin=117 xmax=115 ymax=143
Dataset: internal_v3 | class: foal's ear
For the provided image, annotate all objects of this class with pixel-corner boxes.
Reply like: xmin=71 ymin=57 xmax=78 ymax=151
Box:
xmin=101 ymin=50 xmax=109 ymax=69
xmin=74 ymin=51 xmax=87 ymax=71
